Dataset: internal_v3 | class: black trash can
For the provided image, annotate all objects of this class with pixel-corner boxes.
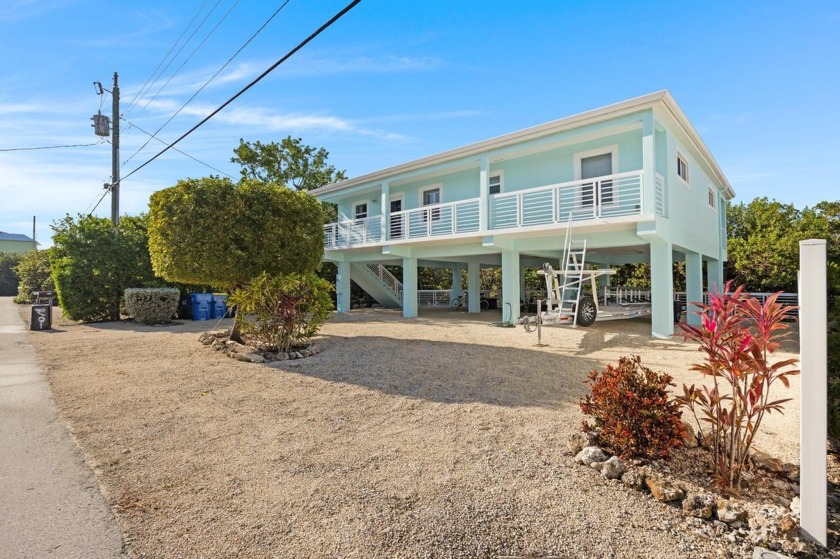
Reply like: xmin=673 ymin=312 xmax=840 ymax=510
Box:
xmin=30 ymin=304 xmax=52 ymax=330
xmin=673 ymin=300 xmax=683 ymax=324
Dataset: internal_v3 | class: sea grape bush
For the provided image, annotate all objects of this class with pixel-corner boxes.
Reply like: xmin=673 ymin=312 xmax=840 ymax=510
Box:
xmin=580 ymin=355 xmax=686 ymax=459
xmin=677 ymin=281 xmax=799 ymax=492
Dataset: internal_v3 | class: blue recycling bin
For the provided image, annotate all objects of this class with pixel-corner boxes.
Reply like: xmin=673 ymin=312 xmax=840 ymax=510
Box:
xmin=211 ymin=294 xmax=228 ymax=319
xmin=190 ymin=293 xmax=213 ymax=321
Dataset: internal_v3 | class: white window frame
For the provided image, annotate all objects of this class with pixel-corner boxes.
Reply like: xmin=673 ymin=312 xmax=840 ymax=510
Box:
xmin=573 ymin=144 xmax=619 ymax=208
xmin=677 ymin=151 xmax=690 ymax=187
xmin=489 ymin=171 xmax=504 ymax=195
xmin=353 ymin=200 xmax=369 ymax=221
xmin=708 ymin=188 xmax=717 ymax=213
xmin=419 ymin=184 xmax=443 ymax=222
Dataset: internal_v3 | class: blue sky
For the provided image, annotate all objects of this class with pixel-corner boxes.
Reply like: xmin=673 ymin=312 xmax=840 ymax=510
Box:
xmin=1 ymin=0 xmax=838 ymax=247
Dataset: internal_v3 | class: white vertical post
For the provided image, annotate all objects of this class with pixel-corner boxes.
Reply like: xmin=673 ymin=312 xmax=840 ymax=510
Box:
xmin=479 ymin=156 xmax=489 ymax=232
xmin=467 ymin=261 xmax=481 ymax=313
xmin=336 ymin=261 xmax=351 ymax=313
xmin=799 ymin=239 xmax=827 ymax=547
xmin=380 ymin=181 xmax=390 ymax=242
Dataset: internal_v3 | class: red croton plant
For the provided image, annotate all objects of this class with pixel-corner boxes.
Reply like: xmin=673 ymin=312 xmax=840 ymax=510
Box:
xmin=678 ymin=281 xmax=800 ymax=492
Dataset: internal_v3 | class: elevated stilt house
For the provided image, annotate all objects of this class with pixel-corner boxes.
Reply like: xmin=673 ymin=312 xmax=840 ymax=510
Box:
xmin=312 ymin=91 xmax=733 ymax=338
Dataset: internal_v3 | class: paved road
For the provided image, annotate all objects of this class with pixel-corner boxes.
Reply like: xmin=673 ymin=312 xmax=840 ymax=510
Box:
xmin=0 ymin=297 xmax=124 ymax=559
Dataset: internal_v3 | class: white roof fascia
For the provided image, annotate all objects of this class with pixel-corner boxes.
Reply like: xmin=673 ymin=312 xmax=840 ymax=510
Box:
xmin=314 ymin=90 xmax=734 ymax=200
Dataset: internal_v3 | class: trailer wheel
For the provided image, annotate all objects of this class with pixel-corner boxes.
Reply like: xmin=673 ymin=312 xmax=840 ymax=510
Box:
xmin=576 ymin=296 xmax=597 ymax=327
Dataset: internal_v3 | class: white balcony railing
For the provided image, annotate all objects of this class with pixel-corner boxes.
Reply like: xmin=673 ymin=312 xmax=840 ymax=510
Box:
xmin=323 ymin=215 xmax=383 ymax=249
xmin=389 ymin=198 xmax=480 ymax=240
xmin=323 ymin=171 xmax=649 ymax=250
xmin=490 ymin=171 xmax=643 ymax=230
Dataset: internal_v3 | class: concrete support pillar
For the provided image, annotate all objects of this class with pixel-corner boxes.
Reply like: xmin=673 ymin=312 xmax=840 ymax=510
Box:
xmin=685 ymin=252 xmax=703 ymax=326
xmin=649 ymin=240 xmax=673 ymax=338
xmin=501 ymin=249 xmax=521 ymax=323
xmin=402 ymin=256 xmax=418 ymax=318
xmin=706 ymin=258 xmax=724 ymax=293
xmin=336 ymin=261 xmax=351 ymax=313
xmin=380 ymin=181 xmax=390 ymax=242
xmin=479 ymin=156 xmax=489 ymax=232
xmin=467 ymin=261 xmax=481 ymax=314
xmin=451 ymin=265 xmax=464 ymax=302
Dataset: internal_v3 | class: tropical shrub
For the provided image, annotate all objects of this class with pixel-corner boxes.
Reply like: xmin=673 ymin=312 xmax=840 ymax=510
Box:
xmin=0 ymin=252 xmax=23 ymax=296
xmin=580 ymin=355 xmax=687 ymax=459
xmin=13 ymin=249 xmax=54 ymax=303
xmin=124 ymin=288 xmax=180 ymax=325
xmin=50 ymin=214 xmax=158 ymax=322
xmin=677 ymin=282 xmax=799 ymax=491
xmin=228 ymin=272 xmax=333 ymax=353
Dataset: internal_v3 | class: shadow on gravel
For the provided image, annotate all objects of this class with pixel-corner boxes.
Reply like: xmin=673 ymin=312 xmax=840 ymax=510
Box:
xmin=280 ymin=333 xmax=599 ymax=409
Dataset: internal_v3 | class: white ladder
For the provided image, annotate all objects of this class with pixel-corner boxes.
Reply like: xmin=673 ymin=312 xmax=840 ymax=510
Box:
xmin=558 ymin=216 xmax=587 ymax=326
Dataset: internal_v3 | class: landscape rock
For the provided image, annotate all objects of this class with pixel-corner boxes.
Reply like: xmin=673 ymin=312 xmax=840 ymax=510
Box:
xmin=600 ymin=456 xmax=627 ymax=480
xmin=682 ymin=493 xmax=715 ymax=519
xmin=645 ymin=475 xmax=685 ymax=503
xmin=246 ymin=353 xmax=266 ymax=364
xmin=621 ymin=468 xmax=647 ymax=491
xmin=575 ymin=446 xmax=607 ymax=466
xmin=682 ymin=421 xmax=699 ymax=449
xmin=232 ymin=353 xmax=253 ymax=362
xmin=789 ymin=496 xmax=800 ymax=518
xmin=716 ymin=500 xmax=747 ymax=523
xmin=749 ymin=504 xmax=798 ymax=545
xmin=567 ymin=432 xmax=587 ymax=455
xmin=750 ymin=449 xmax=784 ymax=473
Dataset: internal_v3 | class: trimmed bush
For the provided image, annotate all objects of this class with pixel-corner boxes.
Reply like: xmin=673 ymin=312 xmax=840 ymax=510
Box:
xmin=13 ymin=249 xmax=54 ymax=303
xmin=580 ymin=355 xmax=686 ymax=459
xmin=124 ymin=288 xmax=180 ymax=325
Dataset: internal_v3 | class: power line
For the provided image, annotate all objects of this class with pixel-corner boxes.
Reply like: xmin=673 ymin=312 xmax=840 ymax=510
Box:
xmin=123 ymin=119 xmax=235 ymax=178
xmin=120 ymin=0 xmax=362 ymax=184
xmin=0 ymin=141 xmax=102 ymax=152
xmin=124 ymin=0 xmax=225 ymax=118
xmin=123 ymin=0 xmax=251 ymax=166
xmin=124 ymin=0 xmax=212 ymax=116
xmin=133 ymin=0 xmax=241 ymax=119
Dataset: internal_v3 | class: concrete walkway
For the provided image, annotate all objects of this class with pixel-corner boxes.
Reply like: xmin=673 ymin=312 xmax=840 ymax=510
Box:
xmin=0 ymin=297 xmax=124 ymax=559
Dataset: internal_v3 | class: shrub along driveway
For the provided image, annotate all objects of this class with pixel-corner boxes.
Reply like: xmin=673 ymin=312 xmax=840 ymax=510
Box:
xmin=25 ymin=307 xmax=802 ymax=558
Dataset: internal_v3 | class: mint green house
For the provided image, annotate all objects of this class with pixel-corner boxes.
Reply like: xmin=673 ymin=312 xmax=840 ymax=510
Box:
xmin=0 ymin=232 xmax=37 ymax=254
xmin=312 ymin=91 xmax=733 ymax=338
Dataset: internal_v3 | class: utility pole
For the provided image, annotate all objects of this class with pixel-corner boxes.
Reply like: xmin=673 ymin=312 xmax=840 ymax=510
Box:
xmin=32 ymin=216 xmax=36 ymax=250
xmin=110 ymin=72 xmax=120 ymax=228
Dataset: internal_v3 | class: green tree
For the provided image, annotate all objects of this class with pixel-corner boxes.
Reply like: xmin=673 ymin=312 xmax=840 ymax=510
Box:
xmin=50 ymin=214 xmax=157 ymax=322
xmin=148 ymin=177 xmax=324 ymax=288
xmin=231 ymin=137 xmax=344 ymax=223
xmin=0 ymin=252 xmax=23 ymax=296
xmin=231 ymin=137 xmax=347 ymax=192
xmin=13 ymin=249 xmax=54 ymax=303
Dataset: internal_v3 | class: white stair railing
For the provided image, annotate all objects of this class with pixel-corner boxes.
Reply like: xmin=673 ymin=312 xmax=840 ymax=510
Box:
xmin=558 ymin=216 xmax=587 ymax=327
xmin=362 ymin=263 xmax=403 ymax=300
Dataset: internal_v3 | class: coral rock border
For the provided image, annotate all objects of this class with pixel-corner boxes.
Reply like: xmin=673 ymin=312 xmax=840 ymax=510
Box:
xmin=569 ymin=433 xmax=818 ymax=557
xmin=198 ymin=329 xmax=321 ymax=363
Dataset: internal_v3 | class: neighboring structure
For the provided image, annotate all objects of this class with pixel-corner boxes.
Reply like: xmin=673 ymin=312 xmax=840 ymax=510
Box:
xmin=0 ymin=232 xmax=37 ymax=254
xmin=312 ymin=91 xmax=734 ymax=338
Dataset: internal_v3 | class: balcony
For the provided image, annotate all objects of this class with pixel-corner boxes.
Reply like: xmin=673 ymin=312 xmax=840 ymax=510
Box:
xmin=323 ymin=170 xmax=663 ymax=250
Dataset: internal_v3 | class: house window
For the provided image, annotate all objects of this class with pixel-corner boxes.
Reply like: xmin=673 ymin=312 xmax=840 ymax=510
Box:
xmin=708 ymin=188 xmax=716 ymax=210
xmin=489 ymin=174 xmax=502 ymax=195
xmin=421 ymin=186 xmax=441 ymax=221
xmin=677 ymin=153 xmax=689 ymax=184
xmin=354 ymin=202 xmax=368 ymax=220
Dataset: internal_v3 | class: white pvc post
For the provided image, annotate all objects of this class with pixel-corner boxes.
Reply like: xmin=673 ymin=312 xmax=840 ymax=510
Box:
xmin=798 ymin=239 xmax=827 ymax=547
